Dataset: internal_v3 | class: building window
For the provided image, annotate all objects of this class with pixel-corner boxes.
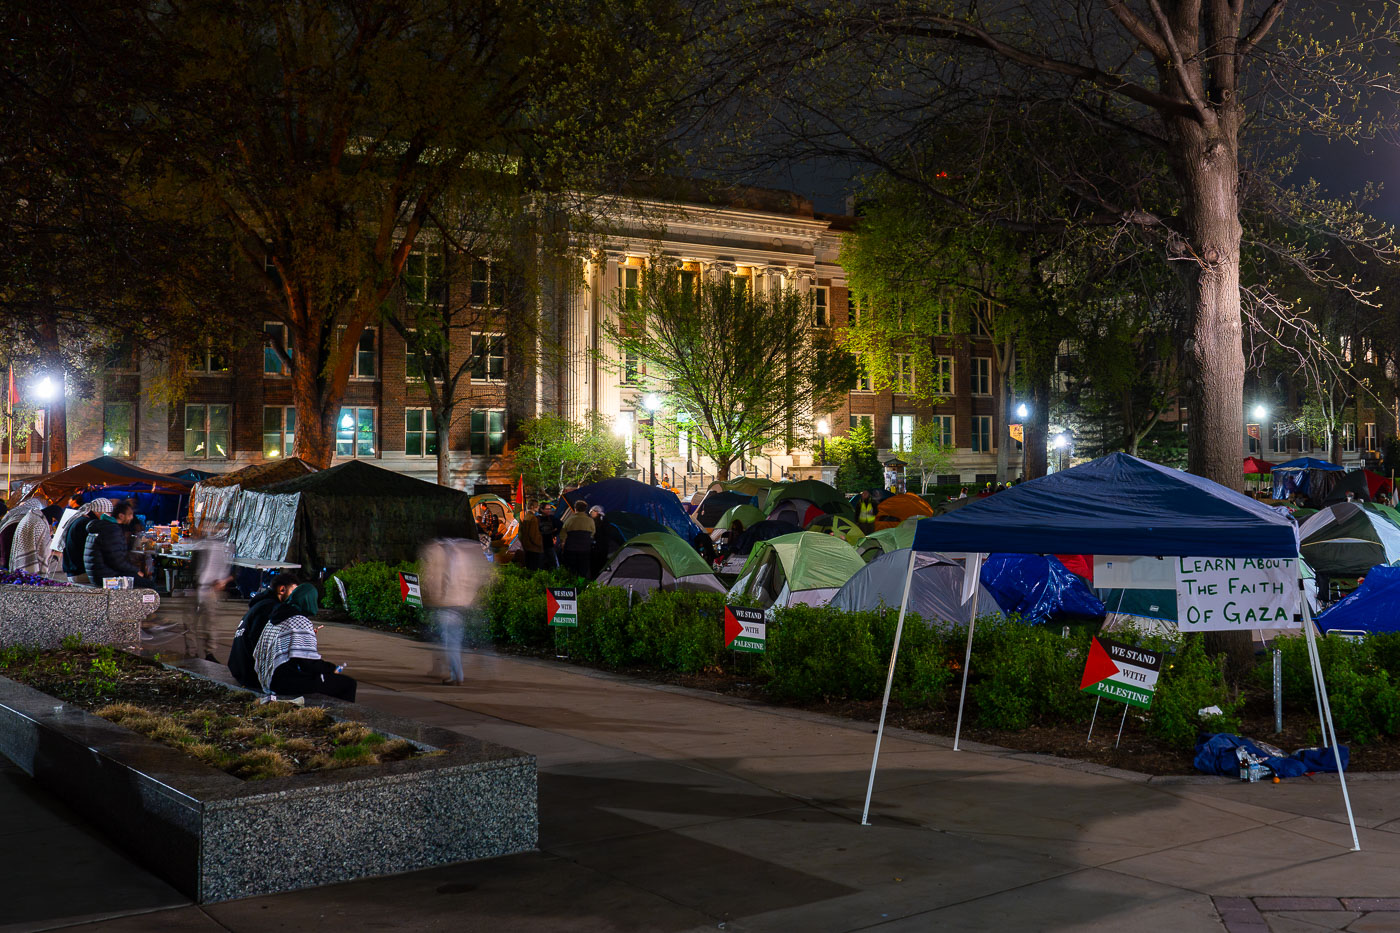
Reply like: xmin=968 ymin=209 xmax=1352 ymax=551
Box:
xmin=971 ymin=357 xmax=991 ymax=396
xmin=263 ymin=406 xmax=295 ymax=458
xmin=264 ymin=322 xmax=292 ymax=375
xmin=103 ymin=403 xmax=133 ymax=458
xmin=1366 ymin=422 xmax=1377 ymax=452
xmin=404 ymin=245 xmax=444 ymax=305
xmin=616 ymin=410 xmax=635 ymax=463
xmin=104 ymin=341 xmax=137 ymax=372
xmin=1269 ymin=423 xmax=1287 ymax=455
xmin=339 ymin=327 xmax=377 ymax=379
xmin=1246 ymin=423 xmax=1260 ymax=455
xmin=729 ymin=271 xmax=750 ymax=298
xmin=1299 ymin=431 xmax=1311 ymax=453
xmin=405 ymin=408 xmax=439 ymax=458
xmin=971 ymin=415 xmax=992 ymax=454
xmin=188 ymin=342 xmax=229 ymax=374
xmin=931 ymin=355 xmax=953 ymax=395
xmin=470 ymin=409 xmax=505 ymax=457
xmin=849 ymin=413 xmax=873 ymax=433
xmin=183 ymin=404 xmax=230 ymax=460
xmin=617 ymin=265 xmax=641 ymax=311
xmin=1343 ymin=423 xmax=1357 ymax=453
xmin=931 ymin=415 xmax=953 ymax=447
xmin=855 ymin=361 xmax=873 ymax=393
xmin=471 ymin=259 xmax=506 ymax=306
xmin=336 ymin=407 xmax=377 ymax=458
xmin=1180 ymin=421 xmax=1189 ymax=435
xmin=405 ymin=328 xmax=426 ymax=382
xmin=470 ymin=333 xmax=506 ymax=382
xmin=895 ymin=354 xmax=915 ymax=394
xmin=814 ymin=287 xmax=829 ymax=327
xmin=891 ymin=414 xmax=915 ymax=451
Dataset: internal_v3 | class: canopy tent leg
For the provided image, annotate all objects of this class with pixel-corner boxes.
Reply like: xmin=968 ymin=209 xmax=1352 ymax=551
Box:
xmin=951 ymin=562 xmax=984 ymax=752
xmin=1302 ymin=580 xmax=1360 ymax=851
xmin=861 ymin=548 xmax=918 ymax=827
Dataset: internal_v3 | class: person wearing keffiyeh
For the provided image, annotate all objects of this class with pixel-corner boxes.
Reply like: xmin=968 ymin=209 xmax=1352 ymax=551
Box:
xmin=1 ymin=498 xmax=49 ymax=573
xmin=252 ymin=582 xmax=356 ymax=701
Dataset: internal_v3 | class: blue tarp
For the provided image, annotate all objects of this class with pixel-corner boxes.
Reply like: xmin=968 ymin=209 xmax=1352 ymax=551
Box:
xmin=1274 ymin=458 xmax=1345 ymax=472
xmin=1193 ymin=733 xmax=1348 ymax=778
xmin=980 ymin=554 xmax=1106 ymax=625
xmin=1316 ymin=565 xmax=1400 ymax=634
xmin=564 ymin=478 xmax=698 ymax=541
xmin=912 ymin=453 xmax=1300 ymax=558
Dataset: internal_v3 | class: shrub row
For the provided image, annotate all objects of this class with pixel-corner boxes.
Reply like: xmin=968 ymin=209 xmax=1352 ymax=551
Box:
xmin=324 ymin=560 xmax=423 ymax=635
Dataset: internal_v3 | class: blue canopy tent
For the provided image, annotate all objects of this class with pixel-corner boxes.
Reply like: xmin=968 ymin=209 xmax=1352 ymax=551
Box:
xmin=862 ymin=453 xmax=1356 ymax=848
xmin=563 ymin=478 xmax=699 ymax=541
xmin=1272 ymin=457 xmax=1345 ymax=501
xmin=1316 ymin=565 xmax=1400 ymax=635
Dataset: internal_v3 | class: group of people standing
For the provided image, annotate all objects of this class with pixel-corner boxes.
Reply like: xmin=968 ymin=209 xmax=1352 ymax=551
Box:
xmin=517 ymin=498 xmax=609 ymax=578
xmin=0 ymin=494 xmax=156 ymax=588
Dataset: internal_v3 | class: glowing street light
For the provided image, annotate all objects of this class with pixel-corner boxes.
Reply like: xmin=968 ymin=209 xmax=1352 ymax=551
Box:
xmin=1053 ymin=433 xmax=1069 ymax=449
xmin=640 ymin=395 xmax=661 ymax=485
xmin=1253 ymin=404 xmax=1268 ymax=420
xmin=1016 ymin=403 xmax=1029 ymax=419
xmin=816 ymin=418 xmax=830 ymax=464
xmin=33 ymin=377 xmax=56 ymax=401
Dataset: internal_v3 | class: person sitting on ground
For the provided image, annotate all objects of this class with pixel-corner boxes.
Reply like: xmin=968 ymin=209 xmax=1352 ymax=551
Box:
xmin=253 ymin=580 xmax=356 ymax=701
xmin=84 ymin=499 xmax=154 ymax=588
xmin=227 ymin=573 xmax=300 ymax=690
xmin=62 ymin=499 xmax=112 ymax=583
xmin=559 ymin=499 xmax=596 ymax=578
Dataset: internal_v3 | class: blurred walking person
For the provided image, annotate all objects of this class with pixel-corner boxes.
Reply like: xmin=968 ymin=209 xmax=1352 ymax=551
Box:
xmin=420 ymin=523 xmax=489 ymax=686
xmin=186 ymin=525 xmax=233 ymax=661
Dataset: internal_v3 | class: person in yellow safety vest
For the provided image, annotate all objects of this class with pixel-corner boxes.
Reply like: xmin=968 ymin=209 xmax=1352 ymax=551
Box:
xmin=856 ymin=489 xmax=877 ymax=531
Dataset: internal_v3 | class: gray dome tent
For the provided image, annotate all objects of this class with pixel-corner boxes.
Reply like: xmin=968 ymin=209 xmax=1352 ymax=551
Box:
xmin=829 ymin=549 xmax=1004 ymax=628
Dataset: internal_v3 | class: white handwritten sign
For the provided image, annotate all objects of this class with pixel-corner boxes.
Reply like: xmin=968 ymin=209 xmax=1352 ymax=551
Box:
xmin=1175 ymin=557 xmax=1300 ymax=631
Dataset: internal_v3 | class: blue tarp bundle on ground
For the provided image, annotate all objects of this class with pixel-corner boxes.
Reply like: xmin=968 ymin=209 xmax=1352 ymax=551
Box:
xmin=912 ymin=452 xmax=1300 ymax=558
xmin=980 ymin=554 xmax=1106 ymax=625
xmin=1193 ymin=733 xmax=1348 ymax=778
xmin=563 ymin=478 xmax=698 ymax=541
xmin=1316 ymin=565 xmax=1400 ymax=634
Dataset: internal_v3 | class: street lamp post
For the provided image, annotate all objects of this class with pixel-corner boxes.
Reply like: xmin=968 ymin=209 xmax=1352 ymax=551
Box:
xmin=817 ymin=418 xmax=830 ymax=464
xmin=1015 ymin=403 xmax=1029 ymax=480
xmin=642 ymin=394 xmax=661 ymax=486
xmin=33 ymin=377 xmax=56 ymax=474
xmin=1052 ymin=432 xmax=1069 ymax=474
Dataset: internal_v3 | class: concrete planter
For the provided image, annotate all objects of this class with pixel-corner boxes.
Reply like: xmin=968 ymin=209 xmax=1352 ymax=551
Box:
xmin=0 ymin=661 xmax=537 ymax=902
xmin=0 ymin=584 xmax=159 ymax=648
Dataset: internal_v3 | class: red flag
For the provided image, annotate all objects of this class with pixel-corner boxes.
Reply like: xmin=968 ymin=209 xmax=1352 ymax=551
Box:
xmin=5 ymin=366 xmax=15 ymax=411
xmin=514 ymin=474 xmax=525 ymax=506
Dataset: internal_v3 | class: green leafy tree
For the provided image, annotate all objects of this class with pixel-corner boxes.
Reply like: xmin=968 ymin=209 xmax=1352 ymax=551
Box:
xmin=831 ymin=421 xmax=884 ymax=493
xmin=513 ymin=414 xmax=626 ymax=498
xmin=602 ymin=261 xmax=856 ymax=480
xmin=905 ymin=421 xmax=955 ymax=496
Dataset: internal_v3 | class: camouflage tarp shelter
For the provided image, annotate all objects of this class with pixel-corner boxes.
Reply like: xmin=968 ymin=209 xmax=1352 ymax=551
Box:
xmin=226 ymin=460 xmax=473 ymax=572
xmin=190 ymin=457 xmax=318 ymax=533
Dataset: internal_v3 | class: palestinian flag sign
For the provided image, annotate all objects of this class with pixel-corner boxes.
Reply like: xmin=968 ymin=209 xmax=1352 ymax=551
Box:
xmin=1080 ymin=637 xmax=1162 ymax=709
xmin=546 ymin=587 xmax=578 ymax=627
xmin=399 ymin=572 xmax=422 ymax=607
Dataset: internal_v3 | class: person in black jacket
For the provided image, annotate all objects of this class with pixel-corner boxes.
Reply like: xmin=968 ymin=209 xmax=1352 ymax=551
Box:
xmin=84 ymin=499 xmax=153 ymax=588
xmin=227 ymin=573 xmax=298 ymax=690
xmin=62 ymin=499 xmax=113 ymax=583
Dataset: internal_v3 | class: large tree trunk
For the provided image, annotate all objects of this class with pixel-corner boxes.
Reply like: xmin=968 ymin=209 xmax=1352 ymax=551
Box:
xmin=1177 ymin=125 xmax=1245 ymax=491
xmin=995 ymin=337 xmax=1012 ymax=483
xmin=1025 ymin=370 xmax=1050 ymax=480
xmin=36 ymin=321 xmax=66 ymax=471
xmin=435 ymin=413 xmax=452 ymax=487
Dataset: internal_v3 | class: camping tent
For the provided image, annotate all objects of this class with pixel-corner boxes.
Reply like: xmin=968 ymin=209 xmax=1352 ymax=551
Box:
xmin=873 ymin=493 xmax=935 ymax=530
xmin=564 ymin=478 xmax=698 ymax=540
xmin=1242 ymin=456 xmax=1274 ymax=474
xmin=830 ymin=550 xmax=1003 ymax=626
xmin=694 ymin=490 xmax=759 ymax=529
xmin=19 ymin=456 xmax=192 ymax=505
xmin=932 ymin=495 xmax=979 ymax=516
xmin=866 ymin=452 xmax=1357 ymax=849
xmin=728 ymin=532 xmax=866 ymax=609
xmin=471 ymin=493 xmax=519 ymax=544
xmin=806 ymin=513 xmax=864 ymax=544
xmin=857 ymin=521 xmax=917 ymax=562
xmin=1299 ymin=503 xmax=1400 ymax=577
xmin=717 ymin=518 xmax=803 ymax=573
xmin=169 ymin=468 xmax=219 ymax=483
xmin=595 ymin=532 xmax=726 ymax=594
xmin=1271 ymin=457 xmax=1349 ymax=503
xmin=711 ymin=503 xmax=765 ymax=535
xmin=765 ymin=479 xmax=855 ymax=524
xmin=1316 ymin=565 xmax=1400 ymax=634
xmin=189 ymin=458 xmax=318 ymax=533
xmin=227 ymin=460 xmax=471 ymax=570
xmin=716 ymin=476 xmax=779 ymax=508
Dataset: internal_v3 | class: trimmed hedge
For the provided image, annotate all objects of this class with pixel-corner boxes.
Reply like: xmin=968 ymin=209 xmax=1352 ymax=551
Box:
xmin=325 ymin=560 xmax=423 ymax=634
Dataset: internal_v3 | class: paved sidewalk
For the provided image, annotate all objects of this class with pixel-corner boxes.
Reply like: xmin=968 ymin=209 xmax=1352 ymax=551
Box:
xmin=6 ymin=598 xmax=1400 ymax=932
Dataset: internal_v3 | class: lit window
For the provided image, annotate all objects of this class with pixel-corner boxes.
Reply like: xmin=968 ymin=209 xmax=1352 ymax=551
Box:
xmin=184 ymin=404 xmax=230 ymax=460
xmin=338 ymin=327 xmax=377 ymax=378
xmin=1343 ymin=424 xmax=1357 ymax=453
xmin=891 ymin=414 xmax=915 ymax=451
xmin=1366 ymin=422 xmax=1377 ymax=452
xmin=262 ymin=406 xmax=295 ymax=458
xmin=336 ymin=407 xmax=377 ymax=458
xmin=895 ymin=354 xmax=915 ymax=394
xmin=814 ymin=287 xmax=829 ymax=327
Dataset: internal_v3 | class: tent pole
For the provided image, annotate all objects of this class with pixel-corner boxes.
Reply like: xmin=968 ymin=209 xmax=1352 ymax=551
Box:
xmin=1302 ymin=576 xmax=1360 ymax=851
xmin=860 ymin=548 xmax=917 ymax=827
xmin=952 ymin=586 xmax=982 ymax=753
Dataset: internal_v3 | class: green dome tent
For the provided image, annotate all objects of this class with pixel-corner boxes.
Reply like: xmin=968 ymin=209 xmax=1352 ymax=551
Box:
xmin=1300 ymin=503 xmax=1400 ymax=577
xmin=712 ymin=503 xmax=765 ymax=533
xmin=595 ymin=532 xmax=726 ymax=594
xmin=727 ymin=532 xmax=867 ymax=609
xmin=805 ymin=513 xmax=865 ymax=544
xmin=764 ymin=479 xmax=855 ymax=526
xmin=857 ymin=520 xmax=918 ymax=562
xmin=717 ymin=476 xmax=780 ymax=507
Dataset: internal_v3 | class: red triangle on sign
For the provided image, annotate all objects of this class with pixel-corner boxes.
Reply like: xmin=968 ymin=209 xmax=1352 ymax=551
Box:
xmin=545 ymin=589 xmax=560 ymax=622
xmin=723 ymin=607 xmax=743 ymax=647
xmin=1080 ymin=637 xmax=1120 ymax=690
